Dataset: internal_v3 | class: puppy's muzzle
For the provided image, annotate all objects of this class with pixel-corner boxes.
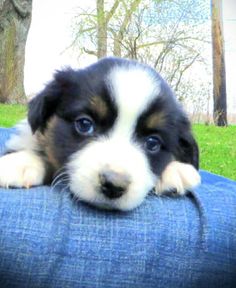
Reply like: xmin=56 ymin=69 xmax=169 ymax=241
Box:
xmin=99 ymin=170 xmax=131 ymax=199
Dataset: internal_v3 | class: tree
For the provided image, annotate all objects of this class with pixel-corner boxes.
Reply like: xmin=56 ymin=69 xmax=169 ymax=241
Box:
xmin=211 ymin=0 xmax=227 ymax=126
xmin=71 ymin=0 xmax=142 ymax=59
xmin=70 ymin=0 xmax=211 ymax=117
xmin=0 ymin=0 xmax=32 ymax=103
xmin=111 ymin=0 xmax=142 ymax=57
xmin=97 ymin=0 xmax=107 ymax=58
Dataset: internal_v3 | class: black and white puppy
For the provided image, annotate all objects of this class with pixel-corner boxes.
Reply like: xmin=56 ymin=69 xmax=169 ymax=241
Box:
xmin=0 ymin=57 xmax=200 ymax=210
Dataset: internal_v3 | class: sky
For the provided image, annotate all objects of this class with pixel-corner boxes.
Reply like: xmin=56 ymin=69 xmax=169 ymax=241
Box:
xmin=24 ymin=0 xmax=96 ymax=95
xmin=24 ymin=0 xmax=236 ymax=117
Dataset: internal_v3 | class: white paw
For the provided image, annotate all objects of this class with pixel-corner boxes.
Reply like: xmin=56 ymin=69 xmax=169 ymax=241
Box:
xmin=0 ymin=150 xmax=45 ymax=188
xmin=155 ymin=161 xmax=201 ymax=195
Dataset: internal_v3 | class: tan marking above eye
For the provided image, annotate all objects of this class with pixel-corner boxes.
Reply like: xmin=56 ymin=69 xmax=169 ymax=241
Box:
xmin=90 ymin=96 xmax=108 ymax=119
xmin=145 ymin=112 xmax=166 ymax=130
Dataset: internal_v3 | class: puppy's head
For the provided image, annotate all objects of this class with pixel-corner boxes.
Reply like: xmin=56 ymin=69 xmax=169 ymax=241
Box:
xmin=28 ymin=57 xmax=198 ymax=210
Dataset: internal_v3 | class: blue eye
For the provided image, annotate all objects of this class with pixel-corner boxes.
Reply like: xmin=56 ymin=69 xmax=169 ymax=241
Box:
xmin=75 ymin=117 xmax=94 ymax=135
xmin=145 ymin=136 xmax=162 ymax=153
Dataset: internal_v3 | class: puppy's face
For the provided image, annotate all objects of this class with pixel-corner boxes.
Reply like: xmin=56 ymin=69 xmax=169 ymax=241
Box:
xmin=28 ymin=58 xmax=198 ymax=210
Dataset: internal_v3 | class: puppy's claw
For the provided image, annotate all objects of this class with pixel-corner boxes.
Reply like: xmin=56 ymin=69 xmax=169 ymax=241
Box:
xmin=22 ymin=167 xmax=39 ymax=189
xmin=155 ymin=161 xmax=201 ymax=196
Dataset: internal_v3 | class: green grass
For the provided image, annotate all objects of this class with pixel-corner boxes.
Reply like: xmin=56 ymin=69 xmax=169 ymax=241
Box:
xmin=193 ymin=124 xmax=236 ymax=180
xmin=0 ymin=104 xmax=235 ymax=180
xmin=0 ymin=104 xmax=27 ymax=127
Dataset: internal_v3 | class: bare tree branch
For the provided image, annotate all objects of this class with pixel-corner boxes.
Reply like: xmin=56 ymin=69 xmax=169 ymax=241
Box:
xmin=105 ymin=0 xmax=120 ymax=24
xmin=137 ymin=36 xmax=208 ymax=50
xmin=175 ymin=53 xmax=200 ymax=92
xmin=113 ymin=0 xmax=142 ymax=56
xmin=83 ymin=47 xmax=97 ymax=56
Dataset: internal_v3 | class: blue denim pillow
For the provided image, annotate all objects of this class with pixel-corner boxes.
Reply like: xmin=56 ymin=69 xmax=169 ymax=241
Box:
xmin=0 ymin=128 xmax=236 ymax=288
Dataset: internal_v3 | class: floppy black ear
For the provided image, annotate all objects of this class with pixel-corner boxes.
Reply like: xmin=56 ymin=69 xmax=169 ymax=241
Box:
xmin=174 ymin=115 xmax=199 ymax=170
xmin=28 ymin=80 xmax=60 ymax=132
xmin=177 ymin=131 xmax=199 ymax=169
xmin=28 ymin=68 xmax=77 ymax=133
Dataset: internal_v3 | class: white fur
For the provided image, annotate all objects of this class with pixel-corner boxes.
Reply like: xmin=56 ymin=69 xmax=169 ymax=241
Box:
xmin=0 ymin=121 xmax=45 ymax=189
xmin=0 ymin=150 xmax=45 ymax=188
xmin=155 ymin=161 xmax=201 ymax=195
xmin=0 ymin=65 xmax=200 ymax=210
xmin=68 ymin=137 xmax=155 ymax=211
xmin=6 ymin=119 xmax=39 ymax=152
xmin=67 ymin=67 xmax=162 ymax=210
xmin=108 ymin=66 xmax=160 ymax=137
xmin=67 ymin=66 xmax=201 ymax=210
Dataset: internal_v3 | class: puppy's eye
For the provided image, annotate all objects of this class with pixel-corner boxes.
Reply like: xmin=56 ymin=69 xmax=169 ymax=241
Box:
xmin=145 ymin=136 xmax=162 ymax=153
xmin=75 ymin=116 xmax=94 ymax=135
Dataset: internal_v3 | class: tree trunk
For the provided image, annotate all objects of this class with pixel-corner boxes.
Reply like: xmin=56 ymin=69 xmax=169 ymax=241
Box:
xmin=0 ymin=0 xmax=32 ymax=103
xmin=113 ymin=36 xmax=122 ymax=57
xmin=97 ymin=0 xmax=107 ymax=59
xmin=211 ymin=0 xmax=227 ymax=126
xmin=113 ymin=0 xmax=141 ymax=57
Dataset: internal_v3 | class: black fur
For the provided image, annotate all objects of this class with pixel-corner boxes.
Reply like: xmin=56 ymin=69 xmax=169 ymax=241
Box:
xmin=28 ymin=57 xmax=199 ymax=175
xmin=134 ymin=76 xmax=199 ymax=173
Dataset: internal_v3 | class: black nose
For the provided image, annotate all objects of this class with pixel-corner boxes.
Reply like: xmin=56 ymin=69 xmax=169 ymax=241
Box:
xmin=99 ymin=171 xmax=130 ymax=199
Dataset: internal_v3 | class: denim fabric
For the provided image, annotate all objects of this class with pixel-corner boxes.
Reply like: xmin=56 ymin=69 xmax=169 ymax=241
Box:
xmin=0 ymin=127 xmax=236 ymax=288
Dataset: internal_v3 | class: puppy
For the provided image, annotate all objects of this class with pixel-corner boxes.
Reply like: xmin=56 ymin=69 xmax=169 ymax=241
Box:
xmin=0 ymin=57 xmax=200 ymax=210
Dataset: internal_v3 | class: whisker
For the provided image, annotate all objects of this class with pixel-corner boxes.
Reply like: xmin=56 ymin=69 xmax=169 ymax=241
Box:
xmin=52 ymin=166 xmax=67 ymax=178
xmin=51 ymin=171 xmax=68 ymax=187
xmin=50 ymin=177 xmax=69 ymax=192
xmin=54 ymin=166 xmax=67 ymax=176
xmin=52 ymin=170 xmax=67 ymax=182
xmin=61 ymin=184 xmax=70 ymax=194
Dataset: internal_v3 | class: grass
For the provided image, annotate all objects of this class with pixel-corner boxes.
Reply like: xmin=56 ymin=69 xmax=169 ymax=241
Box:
xmin=0 ymin=104 xmax=235 ymax=180
xmin=193 ymin=124 xmax=236 ymax=180
xmin=0 ymin=104 xmax=27 ymax=127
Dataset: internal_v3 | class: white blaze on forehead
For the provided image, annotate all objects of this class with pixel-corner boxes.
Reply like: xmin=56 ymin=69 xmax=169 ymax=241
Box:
xmin=108 ymin=66 xmax=161 ymax=136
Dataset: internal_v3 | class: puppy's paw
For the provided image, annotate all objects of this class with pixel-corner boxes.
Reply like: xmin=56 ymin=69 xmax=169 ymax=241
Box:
xmin=155 ymin=161 xmax=201 ymax=195
xmin=0 ymin=151 xmax=45 ymax=189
